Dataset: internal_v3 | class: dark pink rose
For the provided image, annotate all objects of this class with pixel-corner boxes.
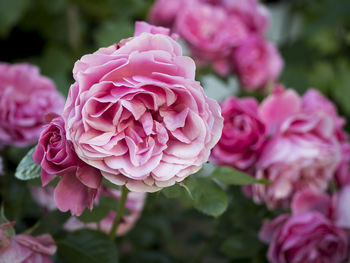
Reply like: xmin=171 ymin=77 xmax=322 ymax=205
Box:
xmin=33 ymin=116 xmax=102 ymax=216
xmin=0 ymin=63 xmax=64 ymax=147
xmin=259 ymin=212 xmax=348 ymax=263
xmin=175 ymin=1 xmax=248 ymax=76
xmin=0 ymin=222 xmax=57 ymax=263
xmin=211 ymin=96 xmax=265 ymax=172
xmin=251 ymin=88 xmax=341 ymax=209
xmin=62 ymin=22 xmax=223 ymax=192
xmin=232 ymin=35 xmax=283 ymax=90
xmin=64 ymin=187 xmax=146 ymax=236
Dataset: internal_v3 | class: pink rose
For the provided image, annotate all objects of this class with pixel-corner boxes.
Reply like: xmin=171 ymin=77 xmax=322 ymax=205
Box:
xmin=260 ymin=189 xmax=349 ymax=263
xmin=211 ymin=96 xmax=265 ymax=172
xmin=232 ymin=35 xmax=283 ymax=90
xmin=251 ymin=88 xmax=341 ymax=209
xmin=0 ymin=63 xmax=64 ymax=147
xmin=259 ymin=212 xmax=348 ymax=263
xmin=33 ymin=115 xmax=102 ymax=216
xmin=0 ymin=222 xmax=57 ymax=263
xmin=175 ymin=1 xmax=248 ymax=76
xmin=62 ymin=22 xmax=223 ymax=192
xmin=148 ymin=0 xmax=184 ymax=29
xmin=64 ymin=187 xmax=146 ymax=236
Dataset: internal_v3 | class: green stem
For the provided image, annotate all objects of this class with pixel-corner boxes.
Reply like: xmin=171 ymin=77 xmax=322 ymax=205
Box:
xmin=109 ymin=185 xmax=129 ymax=240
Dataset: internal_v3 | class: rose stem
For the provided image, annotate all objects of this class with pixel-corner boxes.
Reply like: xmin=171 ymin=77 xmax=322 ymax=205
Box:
xmin=109 ymin=185 xmax=129 ymax=240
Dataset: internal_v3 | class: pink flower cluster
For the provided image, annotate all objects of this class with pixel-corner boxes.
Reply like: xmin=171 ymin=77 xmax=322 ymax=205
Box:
xmin=33 ymin=22 xmax=223 ymax=215
xmin=149 ymin=0 xmax=283 ymax=90
xmin=0 ymin=63 xmax=65 ymax=147
xmin=260 ymin=188 xmax=350 ymax=263
xmin=0 ymin=222 xmax=56 ymax=263
xmin=212 ymin=87 xmax=346 ymax=209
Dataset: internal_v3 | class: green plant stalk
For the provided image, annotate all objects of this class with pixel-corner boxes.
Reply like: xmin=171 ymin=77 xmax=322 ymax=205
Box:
xmin=109 ymin=185 xmax=129 ymax=240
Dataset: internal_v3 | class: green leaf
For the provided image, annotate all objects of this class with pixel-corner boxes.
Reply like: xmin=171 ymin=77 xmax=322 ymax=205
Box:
xmin=15 ymin=147 xmax=41 ymax=181
xmin=211 ymin=166 xmax=270 ymax=186
xmin=161 ymin=184 xmax=186 ymax=199
xmin=185 ymin=177 xmax=228 ymax=217
xmin=57 ymin=229 xmax=118 ymax=263
xmin=78 ymin=196 xmax=117 ymax=223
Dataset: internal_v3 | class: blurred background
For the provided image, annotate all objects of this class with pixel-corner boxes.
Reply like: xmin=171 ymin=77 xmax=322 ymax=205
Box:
xmin=1 ymin=0 xmax=350 ymax=262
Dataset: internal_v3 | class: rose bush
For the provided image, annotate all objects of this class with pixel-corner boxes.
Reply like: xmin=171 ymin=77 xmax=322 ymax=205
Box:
xmin=0 ymin=63 xmax=64 ymax=147
xmin=62 ymin=22 xmax=223 ymax=192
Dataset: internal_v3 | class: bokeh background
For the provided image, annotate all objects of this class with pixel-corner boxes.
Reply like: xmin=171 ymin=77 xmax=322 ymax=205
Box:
xmin=1 ymin=0 xmax=350 ymax=262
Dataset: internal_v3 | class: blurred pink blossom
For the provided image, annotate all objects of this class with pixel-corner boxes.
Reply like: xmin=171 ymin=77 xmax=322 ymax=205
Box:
xmin=0 ymin=63 xmax=64 ymax=147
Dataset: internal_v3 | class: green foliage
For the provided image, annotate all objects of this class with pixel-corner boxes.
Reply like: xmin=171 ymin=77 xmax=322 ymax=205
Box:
xmin=56 ymin=229 xmax=118 ymax=263
xmin=211 ymin=166 xmax=270 ymax=186
xmin=0 ymin=206 xmax=15 ymax=237
xmin=15 ymin=147 xmax=41 ymax=181
xmin=186 ymin=177 xmax=228 ymax=217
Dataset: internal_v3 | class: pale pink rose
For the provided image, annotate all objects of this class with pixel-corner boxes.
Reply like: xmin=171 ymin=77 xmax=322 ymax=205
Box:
xmin=33 ymin=116 xmax=102 ymax=216
xmin=232 ymin=35 xmax=283 ymax=90
xmin=259 ymin=212 xmax=348 ymax=263
xmin=251 ymin=88 xmax=341 ymax=209
xmin=175 ymin=1 xmax=248 ymax=76
xmin=64 ymin=187 xmax=146 ymax=236
xmin=211 ymin=96 xmax=266 ymax=172
xmin=0 ymin=63 xmax=64 ymax=147
xmin=0 ymin=222 xmax=57 ymax=263
xmin=149 ymin=0 xmax=185 ymax=28
xmin=62 ymin=22 xmax=223 ymax=192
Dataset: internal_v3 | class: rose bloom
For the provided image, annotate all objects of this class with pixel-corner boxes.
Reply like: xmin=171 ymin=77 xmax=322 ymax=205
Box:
xmin=211 ymin=96 xmax=265 ymax=172
xmin=62 ymin=22 xmax=223 ymax=192
xmin=0 ymin=222 xmax=57 ymax=263
xmin=260 ymin=189 xmax=348 ymax=263
xmin=64 ymin=187 xmax=146 ymax=236
xmin=33 ymin=115 xmax=102 ymax=216
xmin=251 ymin=88 xmax=341 ymax=209
xmin=0 ymin=63 xmax=64 ymax=147
xmin=232 ymin=35 xmax=283 ymax=90
xmin=175 ymin=1 xmax=248 ymax=76
xmin=260 ymin=212 xmax=348 ymax=263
